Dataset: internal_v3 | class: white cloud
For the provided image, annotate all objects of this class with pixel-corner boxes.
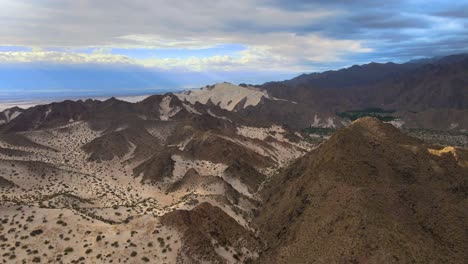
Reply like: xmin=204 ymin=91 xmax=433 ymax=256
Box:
xmin=116 ymin=35 xmax=221 ymax=49
xmin=0 ymin=0 xmax=373 ymax=71
xmin=0 ymin=32 xmax=371 ymax=72
xmin=0 ymin=0 xmax=337 ymax=48
xmin=0 ymin=51 xmax=133 ymax=65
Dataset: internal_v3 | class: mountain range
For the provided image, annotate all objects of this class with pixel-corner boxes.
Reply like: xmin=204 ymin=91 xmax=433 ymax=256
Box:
xmin=0 ymin=54 xmax=467 ymax=264
xmin=258 ymin=54 xmax=468 ymax=130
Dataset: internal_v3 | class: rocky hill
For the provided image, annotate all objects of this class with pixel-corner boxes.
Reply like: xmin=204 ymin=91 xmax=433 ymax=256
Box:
xmin=254 ymin=117 xmax=468 ymax=263
xmin=0 ymin=90 xmax=312 ymax=263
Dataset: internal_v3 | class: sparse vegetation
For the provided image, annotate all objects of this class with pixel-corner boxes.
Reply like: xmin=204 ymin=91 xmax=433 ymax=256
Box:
xmin=29 ymin=229 xmax=43 ymax=236
xmin=337 ymin=108 xmax=398 ymax=121
xmin=404 ymin=128 xmax=468 ymax=147
xmin=302 ymin=127 xmax=336 ymax=136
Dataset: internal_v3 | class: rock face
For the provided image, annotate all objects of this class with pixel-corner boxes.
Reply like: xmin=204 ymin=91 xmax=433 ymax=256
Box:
xmin=254 ymin=117 xmax=468 ymax=263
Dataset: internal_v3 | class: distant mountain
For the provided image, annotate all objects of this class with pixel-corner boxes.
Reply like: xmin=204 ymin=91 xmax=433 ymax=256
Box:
xmin=2 ymin=54 xmax=467 ymax=132
xmin=263 ymin=53 xmax=468 ymax=111
xmin=407 ymin=53 xmax=468 ymax=65
xmin=257 ymin=54 xmax=468 ymax=130
xmin=275 ymin=62 xmax=418 ymax=89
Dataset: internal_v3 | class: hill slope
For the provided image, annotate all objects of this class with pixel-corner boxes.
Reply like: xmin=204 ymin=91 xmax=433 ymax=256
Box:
xmin=255 ymin=117 xmax=468 ymax=263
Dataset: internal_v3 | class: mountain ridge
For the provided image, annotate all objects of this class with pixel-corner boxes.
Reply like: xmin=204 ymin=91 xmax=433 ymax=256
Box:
xmin=2 ymin=54 xmax=467 ymax=133
xmin=254 ymin=117 xmax=467 ymax=263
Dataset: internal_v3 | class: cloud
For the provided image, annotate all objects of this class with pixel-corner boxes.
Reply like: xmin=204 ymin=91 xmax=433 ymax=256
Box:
xmin=0 ymin=0 xmax=467 ymax=73
xmin=433 ymin=5 xmax=468 ymax=18
xmin=0 ymin=0 xmax=336 ymax=47
xmin=349 ymin=12 xmax=430 ymax=29
xmin=0 ymin=32 xmax=371 ymax=72
xmin=0 ymin=51 xmax=133 ymax=65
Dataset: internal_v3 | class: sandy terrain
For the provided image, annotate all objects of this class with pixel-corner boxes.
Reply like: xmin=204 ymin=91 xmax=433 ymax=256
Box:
xmin=0 ymin=121 xmax=186 ymax=263
xmin=0 ymin=117 xmax=313 ymax=263
xmin=0 ymin=206 xmax=180 ymax=264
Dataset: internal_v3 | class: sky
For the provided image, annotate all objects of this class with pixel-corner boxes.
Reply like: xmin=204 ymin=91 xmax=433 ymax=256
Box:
xmin=0 ymin=0 xmax=467 ymax=100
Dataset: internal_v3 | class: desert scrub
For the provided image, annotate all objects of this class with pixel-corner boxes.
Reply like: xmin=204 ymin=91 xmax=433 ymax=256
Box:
xmin=30 ymin=229 xmax=43 ymax=236
xmin=337 ymin=108 xmax=398 ymax=122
